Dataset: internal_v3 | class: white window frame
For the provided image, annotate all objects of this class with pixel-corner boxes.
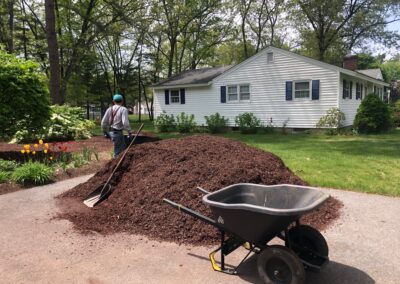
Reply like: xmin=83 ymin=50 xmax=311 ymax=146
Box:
xmin=293 ymin=80 xmax=311 ymax=99
xmin=356 ymin=82 xmax=362 ymax=100
xmin=343 ymin=79 xmax=350 ymax=99
xmin=170 ymin=89 xmax=180 ymax=104
xmin=267 ymin=52 xmax=274 ymax=63
xmin=227 ymin=84 xmax=251 ymax=102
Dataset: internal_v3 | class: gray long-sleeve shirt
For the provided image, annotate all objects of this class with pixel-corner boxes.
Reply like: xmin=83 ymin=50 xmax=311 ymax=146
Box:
xmin=101 ymin=105 xmax=131 ymax=132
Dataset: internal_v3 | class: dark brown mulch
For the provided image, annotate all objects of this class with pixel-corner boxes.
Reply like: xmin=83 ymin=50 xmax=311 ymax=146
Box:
xmin=57 ymin=135 xmax=342 ymax=246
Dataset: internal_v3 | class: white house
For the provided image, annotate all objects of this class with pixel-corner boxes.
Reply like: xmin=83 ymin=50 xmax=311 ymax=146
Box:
xmin=152 ymin=46 xmax=389 ymax=128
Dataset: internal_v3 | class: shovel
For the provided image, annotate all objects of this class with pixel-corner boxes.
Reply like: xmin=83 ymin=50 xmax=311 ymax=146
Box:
xmin=83 ymin=123 xmax=145 ymax=208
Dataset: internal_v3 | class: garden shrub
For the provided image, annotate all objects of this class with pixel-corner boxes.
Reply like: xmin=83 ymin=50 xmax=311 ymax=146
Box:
xmin=0 ymin=159 xmax=18 ymax=172
xmin=354 ymin=94 xmax=393 ymax=133
xmin=316 ymin=107 xmax=346 ymax=135
xmin=0 ymin=171 xmax=9 ymax=183
xmin=11 ymin=104 xmax=96 ymax=142
xmin=155 ymin=111 xmax=175 ymax=132
xmin=235 ymin=112 xmax=262 ymax=134
xmin=204 ymin=113 xmax=228 ymax=133
xmin=0 ymin=49 xmax=51 ymax=139
xmin=11 ymin=162 xmax=54 ymax=185
xmin=176 ymin=112 xmax=196 ymax=133
xmin=390 ymin=100 xmax=400 ymax=127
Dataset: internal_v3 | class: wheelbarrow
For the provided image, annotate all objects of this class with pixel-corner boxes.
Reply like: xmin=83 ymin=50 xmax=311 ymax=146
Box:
xmin=163 ymin=183 xmax=330 ymax=284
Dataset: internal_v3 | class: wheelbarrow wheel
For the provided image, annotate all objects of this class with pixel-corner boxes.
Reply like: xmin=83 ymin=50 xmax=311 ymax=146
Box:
xmin=257 ymin=245 xmax=305 ymax=284
xmin=287 ymin=225 xmax=329 ymax=262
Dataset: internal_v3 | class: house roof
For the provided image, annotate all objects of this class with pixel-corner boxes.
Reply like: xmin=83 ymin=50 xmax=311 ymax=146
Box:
xmin=356 ymin=69 xmax=383 ymax=80
xmin=152 ymin=66 xmax=232 ymax=88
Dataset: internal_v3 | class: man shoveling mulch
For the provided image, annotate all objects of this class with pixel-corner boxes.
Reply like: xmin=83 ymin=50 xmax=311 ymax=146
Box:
xmin=57 ymin=135 xmax=342 ymax=246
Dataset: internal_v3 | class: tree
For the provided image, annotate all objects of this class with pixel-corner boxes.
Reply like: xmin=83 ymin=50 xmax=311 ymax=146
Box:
xmin=292 ymin=0 xmax=400 ymax=61
xmin=44 ymin=0 xmax=61 ymax=104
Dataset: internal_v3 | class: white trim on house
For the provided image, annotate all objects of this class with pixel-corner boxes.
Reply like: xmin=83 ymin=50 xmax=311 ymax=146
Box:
xmin=153 ymin=82 xmax=211 ymax=90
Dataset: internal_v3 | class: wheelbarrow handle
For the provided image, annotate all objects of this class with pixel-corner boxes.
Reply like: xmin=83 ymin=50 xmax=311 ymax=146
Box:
xmin=197 ymin=187 xmax=210 ymax=195
xmin=163 ymin=198 xmax=217 ymax=227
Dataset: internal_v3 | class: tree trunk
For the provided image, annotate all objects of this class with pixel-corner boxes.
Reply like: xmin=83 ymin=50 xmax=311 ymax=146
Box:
xmin=7 ymin=0 xmax=14 ymax=53
xmin=45 ymin=0 xmax=62 ymax=104
xmin=167 ymin=37 xmax=176 ymax=78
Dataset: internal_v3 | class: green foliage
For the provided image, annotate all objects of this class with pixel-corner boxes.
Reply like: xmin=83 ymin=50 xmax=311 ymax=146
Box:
xmin=0 ymin=50 xmax=51 ymax=139
xmin=176 ymin=112 xmax=196 ymax=133
xmin=11 ymin=162 xmax=54 ymax=185
xmin=155 ymin=111 xmax=175 ymax=132
xmin=0 ymin=159 xmax=18 ymax=172
xmin=316 ymin=107 xmax=346 ymax=135
xmin=204 ymin=113 xmax=228 ymax=133
xmin=0 ymin=171 xmax=9 ymax=183
xmin=235 ymin=112 xmax=262 ymax=134
xmin=71 ymin=146 xmax=99 ymax=168
xmin=390 ymin=100 xmax=400 ymax=127
xmin=11 ymin=104 xmax=96 ymax=142
xmin=354 ymin=94 xmax=393 ymax=133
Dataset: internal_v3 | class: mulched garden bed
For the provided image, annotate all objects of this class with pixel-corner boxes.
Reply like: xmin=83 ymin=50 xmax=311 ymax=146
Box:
xmin=57 ymin=135 xmax=342 ymax=246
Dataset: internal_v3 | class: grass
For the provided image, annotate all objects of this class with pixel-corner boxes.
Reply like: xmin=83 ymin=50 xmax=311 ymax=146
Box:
xmin=94 ymin=115 xmax=400 ymax=196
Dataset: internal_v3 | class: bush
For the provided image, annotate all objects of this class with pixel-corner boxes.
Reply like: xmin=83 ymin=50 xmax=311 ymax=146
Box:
xmin=176 ymin=112 xmax=197 ymax=133
xmin=0 ymin=159 xmax=18 ymax=172
xmin=354 ymin=94 xmax=393 ymax=133
xmin=11 ymin=104 xmax=96 ymax=143
xmin=390 ymin=100 xmax=400 ymax=127
xmin=316 ymin=107 xmax=346 ymax=135
xmin=205 ymin=113 xmax=228 ymax=133
xmin=235 ymin=112 xmax=262 ymax=134
xmin=0 ymin=171 xmax=9 ymax=183
xmin=0 ymin=49 xmax=51 ymax=139
xmin=11 ymin=162 xmax=54 ymax=185
xmin=155 ymin=111 xmax=175 ymax=132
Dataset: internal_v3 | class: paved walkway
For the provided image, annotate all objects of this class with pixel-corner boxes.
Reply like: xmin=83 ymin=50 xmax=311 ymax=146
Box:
xmin=0 ymin=176 xmax=399 ymax=283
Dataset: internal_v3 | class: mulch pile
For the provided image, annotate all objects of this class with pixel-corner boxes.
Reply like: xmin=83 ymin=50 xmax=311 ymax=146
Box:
xmin=58 ymin=135 xmax=342 ymax=245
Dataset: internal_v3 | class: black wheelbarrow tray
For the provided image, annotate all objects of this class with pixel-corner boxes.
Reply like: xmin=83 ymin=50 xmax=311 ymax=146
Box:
xmin=163 ymin=183 xmax=330 ymax=284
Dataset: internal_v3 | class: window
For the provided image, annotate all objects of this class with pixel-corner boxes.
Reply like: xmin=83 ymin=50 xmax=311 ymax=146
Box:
xmin=267 ymin=52 xmax=274 ymax=63
xmin=227 ymin=85 xmax=238 ymax=101
xmin=227 ymin=84 xmax=251 ymax=102
xmin=343 ymin=80 xmax=350 ymax=99
xmin=294 ymin=81 xmax=310 ymax=98
xmin=356 ymin=83 xmax=363 ymax=100
xmin=170 ymin=90 xmax=180 ymax=103
xmin=239 ymin=84 xmax=250 ymax=100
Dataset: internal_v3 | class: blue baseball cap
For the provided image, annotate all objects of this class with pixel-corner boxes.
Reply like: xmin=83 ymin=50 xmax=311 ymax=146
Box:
xmin=113 ymin=94 xmax=123 ymax=102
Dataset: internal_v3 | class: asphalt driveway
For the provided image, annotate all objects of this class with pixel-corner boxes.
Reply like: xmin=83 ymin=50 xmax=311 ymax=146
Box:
xmin=0 ymin=175 xmax=399 ymax=283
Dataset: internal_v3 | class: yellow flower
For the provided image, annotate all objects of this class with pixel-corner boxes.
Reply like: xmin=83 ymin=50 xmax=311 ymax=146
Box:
xmin=20 ymin=150 xmax=25 ymax=154
xmin=45 ymin=143 xmax=49 ymax=149
xmin=32 ymin=151 xmax=36 ymax=155
xmin=44 ymin=149 xmax=48 ymax=154
xmin=26 ymin=150 xmax=30 ymax=154
xmin=34 ymin=144 xmax=38 ymax=149
xmin=24 ymin=144 xmax=30 ymax=150
xmin=39 ymin=139 xmax=44 ymax=145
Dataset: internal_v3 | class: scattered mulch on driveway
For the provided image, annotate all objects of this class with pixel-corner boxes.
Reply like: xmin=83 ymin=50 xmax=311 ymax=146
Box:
xmin=58 ymin=135 xmax=342 ymax=246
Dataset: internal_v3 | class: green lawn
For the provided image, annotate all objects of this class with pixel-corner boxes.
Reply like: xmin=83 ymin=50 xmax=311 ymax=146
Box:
xmin=97 ymin=115 xmax=400 ymax=196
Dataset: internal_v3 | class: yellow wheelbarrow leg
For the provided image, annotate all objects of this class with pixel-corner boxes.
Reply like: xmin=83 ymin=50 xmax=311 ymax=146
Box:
xmin=209 ymin=249 xmax=222 ymax=272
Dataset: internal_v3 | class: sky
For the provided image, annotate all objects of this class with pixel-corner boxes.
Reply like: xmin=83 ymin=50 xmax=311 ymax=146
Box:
xmin=371 ymin=20 xmax=400 ymax=59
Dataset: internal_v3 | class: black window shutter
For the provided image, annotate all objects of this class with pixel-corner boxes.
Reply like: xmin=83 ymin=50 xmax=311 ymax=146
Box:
xmin=343 ymin=80 xmax=346 ymax=99
xmin=164 ymin=90 xmax=169 ymax=105
xmin=355 ymin=83 xmax=359 ymax=100
xmin=312 ymin=80 xmax=320 ymax=100
xmin=286 ymin=81 xmax=293 ymax=101
xmin=220 ymin=86 xmax=226 ymax=103
xmin=360 ymin=84 xmax=363 ymax=100
xmin=180 ymin=88 xmax=185 ymax=104
xmin=350 ymin=81 xmax=353 ymax=99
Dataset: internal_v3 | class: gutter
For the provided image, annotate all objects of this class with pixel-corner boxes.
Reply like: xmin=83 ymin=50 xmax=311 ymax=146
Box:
xmin=152 ymin=81 xmax=212 ymax=90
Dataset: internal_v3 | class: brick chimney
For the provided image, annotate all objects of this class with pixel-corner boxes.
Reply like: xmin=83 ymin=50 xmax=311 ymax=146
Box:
xmin=343 ymin=54 xmax=358 ymax=71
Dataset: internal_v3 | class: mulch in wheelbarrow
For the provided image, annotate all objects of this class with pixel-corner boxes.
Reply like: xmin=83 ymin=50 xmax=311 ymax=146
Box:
xmin=57 ymin=135 xmax=342 ymax=246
